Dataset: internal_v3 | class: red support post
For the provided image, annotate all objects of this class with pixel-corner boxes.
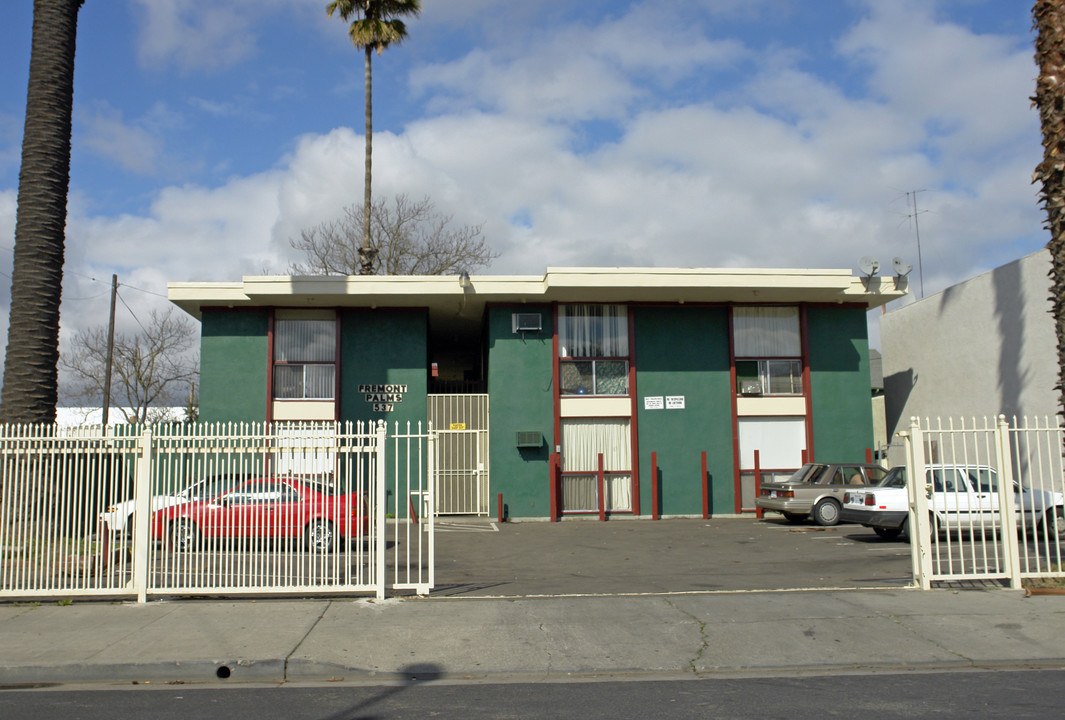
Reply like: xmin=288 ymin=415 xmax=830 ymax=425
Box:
xmin=866 ymin=447 xmax=873 ymax=464
xmin=549 ymin=452 xmax=559 ymax=522
xmin=754 ymin=449 xmax=763 ymax=519
xmin=651 ymin=451 xmax=659 ymax=520
xmin=597 ymin=453 xmax=606 ymax=521
xmin=497 ymin=492 xmax=504 ymax=523
xmin=701 ymin=451 xmax=709 ymax=520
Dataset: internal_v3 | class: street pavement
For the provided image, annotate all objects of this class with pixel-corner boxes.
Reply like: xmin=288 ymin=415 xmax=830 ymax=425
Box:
xmin=1 ymin=517 xmax=1063 ymax=686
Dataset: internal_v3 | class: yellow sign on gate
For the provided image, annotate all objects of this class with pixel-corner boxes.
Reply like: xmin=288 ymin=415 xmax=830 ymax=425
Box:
xmin=449 ymin=422 xmax=467 ymax=430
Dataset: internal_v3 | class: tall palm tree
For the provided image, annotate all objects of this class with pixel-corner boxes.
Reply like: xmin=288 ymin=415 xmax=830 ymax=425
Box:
xmin=1033 ymin=0 xmax=1065 ymax=413
xmin=327 ymin=0 xmax=421 ymax=275
xmin=1 ymin=0 xmax=85 ymax=425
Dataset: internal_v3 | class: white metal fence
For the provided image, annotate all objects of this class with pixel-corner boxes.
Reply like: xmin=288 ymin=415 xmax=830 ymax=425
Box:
xmin=902 ymin=416 xmax=1065 ymax=589
xmin=0 ymin=421 xmax=435 ymax=602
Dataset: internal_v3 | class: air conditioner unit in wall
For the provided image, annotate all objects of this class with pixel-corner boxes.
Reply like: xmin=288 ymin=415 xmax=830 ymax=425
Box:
xmin=512 ymin=313 xmax=542 ymax=333
xmin=739 ymin=379 xmax=763 ymax=396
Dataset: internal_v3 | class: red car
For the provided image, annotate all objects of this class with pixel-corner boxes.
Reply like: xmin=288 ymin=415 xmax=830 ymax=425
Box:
xmin=152 ymin=476 xmax=370 ymax=552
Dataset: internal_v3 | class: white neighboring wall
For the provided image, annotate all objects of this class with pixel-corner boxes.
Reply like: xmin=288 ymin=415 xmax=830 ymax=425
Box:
xmin=881 ymin=249 xmax=1060 ymax=464
xmin=55 ymin=407 xmax=186 ymax=427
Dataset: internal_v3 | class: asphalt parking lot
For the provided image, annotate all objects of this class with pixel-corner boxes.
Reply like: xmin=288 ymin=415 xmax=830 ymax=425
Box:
xmin=430 ymin=516 xmax=915 ymax=597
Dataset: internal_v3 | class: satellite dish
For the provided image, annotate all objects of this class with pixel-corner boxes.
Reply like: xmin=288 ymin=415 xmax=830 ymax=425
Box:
xmin=858 ymin=256 xmax=880 ymax=276
xmin=892 ymin=257 xmax=912 ymax=276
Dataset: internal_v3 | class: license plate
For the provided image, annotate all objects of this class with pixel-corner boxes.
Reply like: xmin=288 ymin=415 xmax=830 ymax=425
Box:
xmin=769 ymin=491 xmax=778 ymax=498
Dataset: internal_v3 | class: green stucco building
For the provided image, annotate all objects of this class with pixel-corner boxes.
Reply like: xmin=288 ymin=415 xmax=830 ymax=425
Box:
xmin=170 ymin=267 xmax=904 ymax=520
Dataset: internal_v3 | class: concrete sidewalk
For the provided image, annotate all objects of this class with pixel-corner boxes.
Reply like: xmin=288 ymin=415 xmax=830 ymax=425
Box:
xmin=1 ymin=588 xmax=1063 ymax=686
xmin=1 ymin=518 xmax=1063 ymax=686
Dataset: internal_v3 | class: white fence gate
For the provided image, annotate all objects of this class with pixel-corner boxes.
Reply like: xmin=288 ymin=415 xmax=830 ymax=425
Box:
xmin=0 ymin=421 xmax=435 ymax=602
xmin=902 ymin=416 xmax=1065 ymax=589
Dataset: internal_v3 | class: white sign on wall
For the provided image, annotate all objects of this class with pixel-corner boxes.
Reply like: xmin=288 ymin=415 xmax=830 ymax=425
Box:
xmin=644 ymin=396 xmax=664 ymax=410
xmin=665 ymin=396 xmax=685 ymax=409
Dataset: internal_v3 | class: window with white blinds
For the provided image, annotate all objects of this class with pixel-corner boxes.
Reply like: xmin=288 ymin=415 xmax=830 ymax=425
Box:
xmin=273 ymin=318 xmax=336 ymax=400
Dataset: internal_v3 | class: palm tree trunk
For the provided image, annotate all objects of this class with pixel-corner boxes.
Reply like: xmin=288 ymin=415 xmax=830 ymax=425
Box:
xmin=1034 ymin=0 xmax=1065 ymax=415
xmin=360 ymin=44 xmax=374 ymax=275
xmin=1 ymin=0 xmax=84 ymax=424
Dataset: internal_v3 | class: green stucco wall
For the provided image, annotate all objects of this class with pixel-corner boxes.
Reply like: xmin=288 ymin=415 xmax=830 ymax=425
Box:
xmin=199 ymin=310 xmax=269 ymax=423
xmin=339 ymin=310 xmax=428 ymax=430
xmin=486 ymin=305 xmax=554 ymax=518
xmin=634 ymin=306 xmax=734 ymax=516
xmin=807 ymin=305 xmax=874 ymax=462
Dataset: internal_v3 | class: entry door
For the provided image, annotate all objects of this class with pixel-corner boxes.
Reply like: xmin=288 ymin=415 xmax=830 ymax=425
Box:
xmin=428 ymin=394 xmax=490 ymax=515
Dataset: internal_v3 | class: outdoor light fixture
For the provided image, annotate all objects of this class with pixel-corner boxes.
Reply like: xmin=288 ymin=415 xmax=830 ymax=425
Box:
xmin=459 ymin=271 xmax=472 ymax=290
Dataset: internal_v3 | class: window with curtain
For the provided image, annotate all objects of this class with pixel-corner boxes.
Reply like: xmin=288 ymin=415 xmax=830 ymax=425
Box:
xmin=733 ymin=307 xmax=802 ymax=395
xmin=560 ymin=418 xmax=632 ymax=512
xmin=273 ymin=318 xmax=336 ymax=400
xmin=558 ymin=304 xmax=629 ymax=396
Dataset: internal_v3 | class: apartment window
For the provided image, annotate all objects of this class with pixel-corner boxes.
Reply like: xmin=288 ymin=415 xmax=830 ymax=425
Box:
xmin=558 ymin=304 xmax=629 ymax=396
xmin=736 ymin=359 xmax=803 ymax=395
xmin=273 ymin=317 xmax=336 ymax=400
xmin=733 ymin=307 xmax=802 ymax=396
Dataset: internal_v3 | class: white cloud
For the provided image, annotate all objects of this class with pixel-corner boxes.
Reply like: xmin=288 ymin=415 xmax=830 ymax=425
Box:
xmin=130 ymin=0 xmax=320 ymax=71
xmin=79 ymin=102 xmax=164 ymax=175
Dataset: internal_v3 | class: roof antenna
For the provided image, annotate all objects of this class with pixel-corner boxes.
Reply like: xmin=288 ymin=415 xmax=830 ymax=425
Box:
xmin=905 ymin=190 xmax=927 ymax=299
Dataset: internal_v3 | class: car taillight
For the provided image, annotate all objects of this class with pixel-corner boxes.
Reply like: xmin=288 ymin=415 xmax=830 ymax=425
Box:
xmin=865 ymin=494 xmax=876 ymax=506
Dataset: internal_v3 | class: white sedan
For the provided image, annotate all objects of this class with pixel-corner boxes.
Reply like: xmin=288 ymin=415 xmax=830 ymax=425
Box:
xmin=841 ymin=465 xmax=1065 ymax=541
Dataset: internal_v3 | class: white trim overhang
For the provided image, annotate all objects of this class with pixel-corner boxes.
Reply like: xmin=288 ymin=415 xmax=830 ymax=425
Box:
xmin=168 ymin=267 xmax=907 ymax=322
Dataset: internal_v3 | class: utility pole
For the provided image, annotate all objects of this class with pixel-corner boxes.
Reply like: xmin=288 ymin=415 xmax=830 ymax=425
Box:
xmin=101 ymin=274 xmax=117 ymax=430
xmin=906 ymin=190 xmax=927 ymax=299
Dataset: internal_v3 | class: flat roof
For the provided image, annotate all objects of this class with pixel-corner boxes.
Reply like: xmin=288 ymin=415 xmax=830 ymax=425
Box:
xmin=169 ymin=267 xmax=908 ymax=325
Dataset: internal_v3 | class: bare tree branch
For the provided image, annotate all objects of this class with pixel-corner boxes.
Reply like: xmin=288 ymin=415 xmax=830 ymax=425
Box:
xmin=60 ymin=308 xmax=199 ymax=424
xmin=289 ymin=194 xmax=497 ymax=276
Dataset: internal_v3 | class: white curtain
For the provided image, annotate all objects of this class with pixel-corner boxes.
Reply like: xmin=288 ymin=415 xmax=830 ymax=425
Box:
xmin=561 ymin=418 xmax=632 ymax=511
xmin=558 ymin=304 xmax=628 ymax=358
xmin=733 ymin=307 xmax=800 ymax=357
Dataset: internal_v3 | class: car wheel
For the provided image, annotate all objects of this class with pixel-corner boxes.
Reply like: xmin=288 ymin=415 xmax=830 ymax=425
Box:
xmin=305 ymin=520 xmax=335 ymax=553
xmin=873 ymin=526 xmax=903 ymax=540
xmin=812 ymin=499 xmax=841 ymax=526
xmin=171 ymin=520 xmax=199 ymax=552
xmin=1040 ymin=507 xmax=1065 ymax=541
xmin=782 ymin=512 xmax=806 ymax=524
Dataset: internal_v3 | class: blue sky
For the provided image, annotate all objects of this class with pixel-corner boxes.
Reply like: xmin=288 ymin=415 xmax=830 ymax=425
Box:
xmin=0 ymin=0 xmax=1046 ymax=384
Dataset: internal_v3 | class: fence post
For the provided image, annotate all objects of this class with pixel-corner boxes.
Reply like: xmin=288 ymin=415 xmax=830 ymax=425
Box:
xmin=995 ymin=414 xmax=1022 ymax=590
xmin=549 ymin=453 xmax=559 ymax=521
xmin=753 ymin=450 xmax=762 ymax=519
xmin=905 ymin=418 xmax=932 ymax=590
xmin=131 ymin=426 xmax=153 ymax=604
xmin=701 ymin=451 xmax=709 ymax=520
xmin=375 ymin=421 xmax=388 ymax=600
xmin=426 ymin=426 xmax=436 ymax=592
xmin=597 ymin=453 xmax=606 ymax=521
xmin=651 ymin=451 xmax=659 ymax=520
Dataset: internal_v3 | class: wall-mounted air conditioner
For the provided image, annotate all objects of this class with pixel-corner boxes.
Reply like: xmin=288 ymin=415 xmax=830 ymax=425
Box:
xmin=512 ymin=313 xmax=542 ymax=333
xmin=739 ymin=379 xmax=763 ymax=396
